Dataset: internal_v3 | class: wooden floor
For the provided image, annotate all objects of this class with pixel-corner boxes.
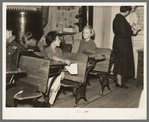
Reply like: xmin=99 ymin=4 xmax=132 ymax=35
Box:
xmin=49 ymin=75 xmax=143 ymax=108
xmin=8 ymin=74 xmax=143 ymax=108
xmin=5 ymin=74 xmax=145 ymax=120
xmin=82 ymin=79 xmax=143 ymax=108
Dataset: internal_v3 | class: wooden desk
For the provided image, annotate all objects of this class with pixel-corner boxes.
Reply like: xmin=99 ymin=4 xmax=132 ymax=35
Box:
xmin=6 ymin=68 xmax=26 ymax=86
xmin=84 ymin=49 xmax=111 ymax=95
xmin=6 ymin=69 xmax=26 ymax=75
xmin=49 ymin=60 xmax=67 ymax=77
xmin=82 ymin=51 xmax=106 ymax=71
xmin=136 ymin=49 xmax=144 ymax=86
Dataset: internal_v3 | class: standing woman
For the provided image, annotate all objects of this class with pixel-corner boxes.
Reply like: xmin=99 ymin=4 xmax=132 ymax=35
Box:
xmin=112 ymin=6 xmax=138 ymax=88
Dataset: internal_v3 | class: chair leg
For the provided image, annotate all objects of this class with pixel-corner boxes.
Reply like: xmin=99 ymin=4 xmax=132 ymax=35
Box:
xmin=73 ymin=84 xmax=87 ymax=107
xmin=98 ymin=74 xmax=111 ymax=95
xmin=14 ymin=98 xmax=18 ymax=107
xmin=87 ymin=80 xmax=91 ymax=86
xmin=60 ymin=86 xmax=67 ymax=95
xmin=86 ymin=75 xmax=91 ymax=86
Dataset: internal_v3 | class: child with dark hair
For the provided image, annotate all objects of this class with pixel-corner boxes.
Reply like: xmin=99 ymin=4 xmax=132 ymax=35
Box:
xmin=44 ymin=31 xmax=70 ymax=64
xmin=43 ymin=31 xmax=70 ymax=106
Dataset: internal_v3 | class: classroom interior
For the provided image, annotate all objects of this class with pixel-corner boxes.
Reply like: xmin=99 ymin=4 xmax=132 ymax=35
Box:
xmin=5 ymin=5 xmax=145 ymax=109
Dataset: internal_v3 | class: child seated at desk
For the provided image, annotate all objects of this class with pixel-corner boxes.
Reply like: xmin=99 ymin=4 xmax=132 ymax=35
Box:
xmin=6 ymin=28 xmax=25 ymax=66
xmin=77 ymin=25 xmax=97 ymax=55
xmin=43 ymin=31 xmax=70 ymax=106
xmin=22 ymin=32 xmax=39 ymax=52
xmin=6 ymin=28 xmax=16 ymax=47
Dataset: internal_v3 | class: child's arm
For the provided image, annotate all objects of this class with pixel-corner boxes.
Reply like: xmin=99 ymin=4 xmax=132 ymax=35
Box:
xmin=6 ymin=36 xmax=16 ymax=48
xmin=52 ymin=56 xmax=70 ymax=65
xmin=45 ymin=48 xmax=70 ymax=65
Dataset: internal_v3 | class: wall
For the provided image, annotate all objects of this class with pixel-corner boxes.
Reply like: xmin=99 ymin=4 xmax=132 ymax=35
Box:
xmin=43 ymin=6 xmax=80 ymax=34
xmin=93 ymin=6 xmax=117 ymax=49
xmin=44 ymin=6 xmax=117 ymax=49
xmin=101 ymin=6 xmax=112 ymax=48
xmin=93 ymin=6 xmax=103 ymax=47
xmin=43 ymin=7 xmax=56 ymax=34
xmin=132 ymin=6 xmax=144 ymax=78
xmin=43 ymin=6 xmax=82 ymax=48
xmin=109 ymin=6 xmax=120 ymax=49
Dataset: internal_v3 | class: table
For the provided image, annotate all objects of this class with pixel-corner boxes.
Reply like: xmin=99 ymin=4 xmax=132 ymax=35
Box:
xmin=6 ymin=69 xmax=26 ymax=75
xmin=82 ymin=51 xmax=106 ymax=70
xmin=87 ymin=54 xmax=106 ymax=72
xmin=6 ymin=68 xmax=26 ymax=86
xmin=48 ymin=60 xmax=67 ymax=78
xmin=83 ymin=51 xmax=107 ymax=91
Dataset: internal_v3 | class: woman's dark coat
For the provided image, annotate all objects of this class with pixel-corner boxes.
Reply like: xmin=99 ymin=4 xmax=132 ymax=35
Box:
xmin=113 ymin=14 xmax=135 ymax=78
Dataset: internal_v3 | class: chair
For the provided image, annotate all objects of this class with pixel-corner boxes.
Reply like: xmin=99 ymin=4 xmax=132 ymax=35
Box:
xmin=6 ymin=55 xmax=50 ymax=107
xmin=60 ymin=52 xmax=91 ymax=107
xmin=89 ymin=48 xmax=112 ymax=95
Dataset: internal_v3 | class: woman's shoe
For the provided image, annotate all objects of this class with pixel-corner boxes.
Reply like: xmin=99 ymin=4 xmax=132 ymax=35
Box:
xmin=121 ymin=83 xmax=129 ymax=89
xmin=116 ymin=82 xmax=120 ymax=87
xmin=116 ymin=83 xmax=129 ymax=89
xmin=122 ymin=77 xmax=129 ymax=84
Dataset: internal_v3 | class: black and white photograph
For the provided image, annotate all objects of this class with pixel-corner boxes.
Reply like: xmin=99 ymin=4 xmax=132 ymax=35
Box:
xmin=3 ymin=2 xmax=147 ymax=120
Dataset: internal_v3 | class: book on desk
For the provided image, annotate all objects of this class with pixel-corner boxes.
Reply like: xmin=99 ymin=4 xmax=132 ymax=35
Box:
xmin=65 ymin=63 xmax=78 ymax=75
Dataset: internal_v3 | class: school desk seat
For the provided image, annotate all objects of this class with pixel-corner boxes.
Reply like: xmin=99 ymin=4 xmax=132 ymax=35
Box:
xmin=60 ymin=52 xmax=91 ymax=107
xmin=6 ymin=55 xmax=50 ymax=107
xmin=89 ymin=48 xmax=112 ymax=94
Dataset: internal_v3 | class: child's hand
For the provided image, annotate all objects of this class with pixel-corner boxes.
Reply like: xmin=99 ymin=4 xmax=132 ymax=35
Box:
xmin=39 ymin=35 xmax=45 ymax=42
xmin=12 ymin=46 xmax=17 ymax=50
xmin=27 ymin=49 xmax=34 ymax=51
xmin=8 ymin=35 xmax=16 ymax=43
xmin=39 ymin=35 xmax=46 ymax=45
xmin=64 ymin=59 xmax=71 ymax=65
xmin=133 ymin=29 xmax=138 ymax=35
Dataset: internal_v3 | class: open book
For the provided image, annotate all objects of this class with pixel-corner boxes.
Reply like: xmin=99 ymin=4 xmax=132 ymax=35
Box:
xmin=65 ymin=63 xmax=78 ymax=75
xmin=132 ymin=24 xmax=142 ymax=31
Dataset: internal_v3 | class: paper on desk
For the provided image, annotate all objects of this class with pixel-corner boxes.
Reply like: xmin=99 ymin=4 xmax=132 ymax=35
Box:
xmin=65 ymin=63 xmax=78 ymax=75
